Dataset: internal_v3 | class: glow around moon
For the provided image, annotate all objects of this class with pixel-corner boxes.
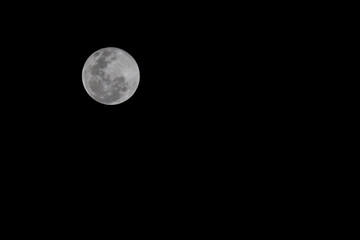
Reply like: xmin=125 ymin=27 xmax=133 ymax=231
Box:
xmin=82 ymin=47 xmax=140 ymax=105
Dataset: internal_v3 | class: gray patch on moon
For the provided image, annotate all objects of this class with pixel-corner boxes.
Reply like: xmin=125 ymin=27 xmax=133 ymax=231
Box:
xmin=113 ymin=76 xmax=125 ymax=85
xmin=91 ymin=56 xmax=108 ymax=76
xmin=93 ymin=51 xmax=101 ymax=57
xmin=120 ymin=86 xmax=128 ymax=92
xmin=89 ymin=77 xmax=103 ymax=95
xmin=102 ymin=49 xmax=112 ymax=58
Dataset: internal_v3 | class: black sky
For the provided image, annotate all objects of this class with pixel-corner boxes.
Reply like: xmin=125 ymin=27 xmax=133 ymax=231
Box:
xmin=1 ymin=1 xmax=315 ymax=169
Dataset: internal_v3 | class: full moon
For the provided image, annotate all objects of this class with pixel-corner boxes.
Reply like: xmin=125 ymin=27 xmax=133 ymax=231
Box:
xmin=82 ymin=47 xmax=140 ymax=105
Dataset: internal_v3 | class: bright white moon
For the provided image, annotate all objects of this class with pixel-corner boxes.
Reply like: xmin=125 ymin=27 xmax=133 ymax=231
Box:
xmin=82 ymin=47 xmax=140 ymax=105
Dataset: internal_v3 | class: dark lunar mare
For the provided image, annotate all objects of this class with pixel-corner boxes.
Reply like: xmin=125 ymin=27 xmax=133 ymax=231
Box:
xmin=113 ymin=76 xmax=125 ymax=85
xmin=90 ymin=57 xmax=108 ymax=76
xmin=112 ymin=76 xmax=129 ymax=92
xmin=90 ymin=50 xmax=114 ymax=76
xmin=89 ymin=77 xmax=104 ymax=95
xmin=93 ymin=51 xmax=101 ymax=57
xmin=102 ymin=50 xmax=112 ymax=57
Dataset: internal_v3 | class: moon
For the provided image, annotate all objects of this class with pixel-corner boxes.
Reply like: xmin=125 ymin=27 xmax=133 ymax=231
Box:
xmin=82 ymin=47 xmax=140 ymax=105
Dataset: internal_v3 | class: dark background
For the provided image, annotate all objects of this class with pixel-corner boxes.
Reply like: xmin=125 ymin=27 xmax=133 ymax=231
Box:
xmin=1 ymin=2 xmax=333 ymax=224
xmin=1 ymin=2 xmax=330 ymax=170
xmin=4 ymin=2 xmax=242 ymax=159
xmin=1 ymin=2 xmax=328 ymax=171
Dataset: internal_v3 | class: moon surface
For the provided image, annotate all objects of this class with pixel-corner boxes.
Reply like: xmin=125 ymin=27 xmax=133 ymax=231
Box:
xmin=82 ymin=47 xmax=140 ymax=105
